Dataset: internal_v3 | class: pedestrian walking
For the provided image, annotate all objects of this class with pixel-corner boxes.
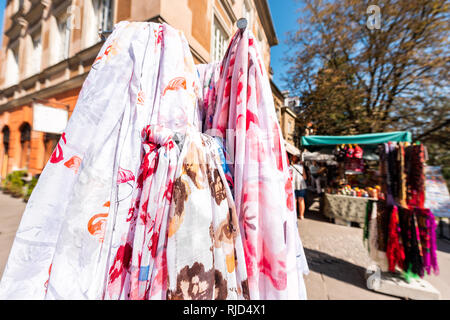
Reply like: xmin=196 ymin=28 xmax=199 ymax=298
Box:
xmin=291 ymin=155 xmax=307 ymax=219
xmin=309 ymin=161 xmax=322 ymax=194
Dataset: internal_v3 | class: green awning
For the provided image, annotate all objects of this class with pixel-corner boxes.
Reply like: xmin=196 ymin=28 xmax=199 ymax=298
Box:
xmin=301 ymin=131 xmax=412 ymax=146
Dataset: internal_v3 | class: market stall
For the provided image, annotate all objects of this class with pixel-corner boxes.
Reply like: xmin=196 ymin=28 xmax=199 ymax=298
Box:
xmin=322 ymin=193 xmax=376 ymax=225
xmin=301 ymin=131 xmax=412 ymax=146
xmin=302 ymin=131 xmax=441 ymax=299
xmin=301 ymin=132 xmax=412 ymax=224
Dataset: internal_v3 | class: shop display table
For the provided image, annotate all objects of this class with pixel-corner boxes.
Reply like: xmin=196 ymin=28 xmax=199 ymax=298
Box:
xmin=322 ymin=193 xmax=377 ymax=225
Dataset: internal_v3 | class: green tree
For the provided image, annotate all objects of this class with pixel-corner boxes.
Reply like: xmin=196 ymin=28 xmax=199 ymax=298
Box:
xmin=285 ymin=0 xmax=449 ymax=137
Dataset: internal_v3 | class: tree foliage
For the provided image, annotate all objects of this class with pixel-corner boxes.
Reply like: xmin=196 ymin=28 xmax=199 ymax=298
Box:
xmin=284 ymin=0 xmax=449 ymax=138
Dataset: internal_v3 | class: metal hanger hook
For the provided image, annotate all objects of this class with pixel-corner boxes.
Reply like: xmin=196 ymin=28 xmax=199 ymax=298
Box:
xmin=237 ymin=18 xmax=247 ymax=32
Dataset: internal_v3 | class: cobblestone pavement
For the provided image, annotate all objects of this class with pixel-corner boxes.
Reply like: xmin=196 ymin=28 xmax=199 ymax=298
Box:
xmin=0 ymin=191 xmax=449 ymax=299
xmin=299 ymin=200 xmax=450 ymax=300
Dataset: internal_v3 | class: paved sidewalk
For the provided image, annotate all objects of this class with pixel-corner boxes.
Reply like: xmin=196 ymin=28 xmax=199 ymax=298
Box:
xmin=0 ymin=191 xmax=449 ymax=299
xmin=298 ymin=202 xmax=450 ymax=300
xmin=0 ymin=192 xmax=27 ymax=278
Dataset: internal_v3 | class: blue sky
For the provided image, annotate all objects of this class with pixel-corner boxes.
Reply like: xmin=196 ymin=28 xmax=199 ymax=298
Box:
xmin=0 ymin=0 xmax=5 ymax=48
xmin=268 ymin=0 xmax=302 ymax=91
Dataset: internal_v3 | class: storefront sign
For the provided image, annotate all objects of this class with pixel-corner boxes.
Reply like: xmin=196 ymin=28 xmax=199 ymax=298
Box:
xmin=32 ymin=103 xmax=68 ymax=134
xmin=425 ymin=166 xmax=450 ymax=218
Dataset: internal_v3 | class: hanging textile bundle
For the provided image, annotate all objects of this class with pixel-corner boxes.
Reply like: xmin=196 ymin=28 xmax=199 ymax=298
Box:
xmin=386 ymin=205 xmax=405 ymax=272
xmin=364 ymin=142 xmax=439 ymax=280
xmin=198 ymin=28 xmax=309 ymax=299
xmin=405 ymin=144 xmax=427 ymax=208
xmin=196 ymin=62 xmax=221 ymax=132
xmin=105 ymin=124 xmax=180 ymax=300
xmin=105 ymin=125 xmax=249 ymax=300
xmin=0 ymin=21 xmax=308 ymax=300
xmin=415 ymin=208 xmax=438 ymax=276
xmin=0 ymin=21 xmax=205 ymax=300
xmin=165 ymin=128 xmax=249 ymax=300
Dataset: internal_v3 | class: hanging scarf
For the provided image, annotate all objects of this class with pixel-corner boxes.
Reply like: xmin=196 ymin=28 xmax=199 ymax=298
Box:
xmin=104 ymin=125 xmax=180 ymax=300
xmin=378 ymin=143 xmax=389 ymax=202
xmin=386 ymin=206 xmax=405 ymax=272
xmin=388 ymin=144 xmax=399 ymax=201
xmin=104 ymin=126 xmax=249 ymax=300
xmin=399 ymin=207 xmax=423 ymax=278
xmin=197 ymin=62 xmax=221 ymax=131
xmin=200 ymin=29 xmax=308 ymax=299
xmin=367 ymin=201 xmax=389 ymax=270
xmin=165 ymin=128 xmax=248 ymax=300
xmin=0 ymin=22 xmax=308 ymax=301
xmin=363 ymin=200 xmax=372 ymax=249
xmin=0 ymin=21 xmax=144 ymax=299
xmin=0 ymin=21 xmax=203 ymax=300
xmin=397 ymin=143 xmax=407 ymax=207
xmin=376 ymin=201 xmax=390 ymax=252
xmin=415 ymin=208 xmax=439 ymax=276
xmin=406 ymin=144 xmax=426 ymax=208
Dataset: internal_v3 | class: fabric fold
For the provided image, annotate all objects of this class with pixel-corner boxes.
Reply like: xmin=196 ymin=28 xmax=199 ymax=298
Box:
xmin=166 ymin=128 xmax=248 ymax=300
xmin=197 ymin=29 xmax=308 ymax=299
xmin=0 ymin=22 xmax=308 ymax=301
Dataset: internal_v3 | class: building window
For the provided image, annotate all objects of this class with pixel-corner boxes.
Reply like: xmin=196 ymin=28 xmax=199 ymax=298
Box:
xmin=2 ymin=126 xmax=10 ymax=178
xmin=276 ymin=107 xmax=281 ymax=123
xmin=257 ymin=29 xmax=264 ymax=52
xmin=19 ymin=123 xmax=31 ymax=170
xmin=43 ymin=133 xmax=60 ymax=166
xmin=32 ymin=34 xmax=42 ymax=75
xmin=83 ymin=0 xmax=115 ymax=48
xmin=2 ymin=126 xmax=10 ymax=154
xmin=212 ymin=18 xmax=228 ymax=62
xmin=288 ymin=120 xmax=293 ymax=134
xmin=57 ymin=15 xmax=71 ymax=61
xmin=6 ymin=44 xmax=20 ymax=87
xmin=243 ymin=0 xmax=252 ymax=28
xmin=95 ymin=0 xmax=114 ymax=32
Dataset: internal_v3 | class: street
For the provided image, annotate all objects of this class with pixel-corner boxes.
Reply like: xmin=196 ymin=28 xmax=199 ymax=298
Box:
xmin=0 ymin=192 xmax=26 ymax=278
xmin=0 ymin=191 xmax=449 ymax=299
xmin=300 ymin=200 xmax=450 ymax=300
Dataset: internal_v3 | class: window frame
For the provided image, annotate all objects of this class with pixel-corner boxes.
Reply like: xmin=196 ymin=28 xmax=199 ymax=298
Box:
xmin=242 ymin=0 xmax=253 ymax=29
xmin=19 ymin=122 xmax=32 ymax=170
xmin=100 ymin=0 xmax=114 ymax=31
xmin=93 ymin=0 xmax=115 ymax=33
xmin=211 ymin=15 xmax=230 ymax=62
xmin=31 ymin=32 xmax=42 ymax=75
xmin=6 ymin=41 xmax=20 ymax=87
xmin=2 ymin=126 xmax=10 ymax=154
xmin=54 ymin=14 xmax=71 ymax=62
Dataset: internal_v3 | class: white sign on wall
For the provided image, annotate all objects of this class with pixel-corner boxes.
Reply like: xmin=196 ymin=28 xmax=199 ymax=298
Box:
xmin=32 ymin=103 xmax=68 ymax=134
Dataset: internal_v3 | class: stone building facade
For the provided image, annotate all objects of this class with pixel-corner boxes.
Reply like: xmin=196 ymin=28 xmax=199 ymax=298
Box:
xmin=0 ymin=0 xmax=281 ymax=178
xmin=271 ymin=82 xmax=299 ymax=152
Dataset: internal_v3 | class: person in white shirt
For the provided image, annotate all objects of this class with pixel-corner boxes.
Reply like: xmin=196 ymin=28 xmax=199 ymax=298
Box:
xmin=309 ymin=161 xmax=322 ymax=194
xmin=291 ymin=155 xmax=307 ymax=220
